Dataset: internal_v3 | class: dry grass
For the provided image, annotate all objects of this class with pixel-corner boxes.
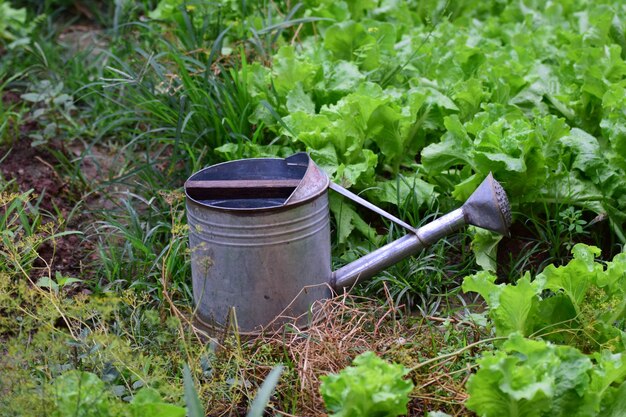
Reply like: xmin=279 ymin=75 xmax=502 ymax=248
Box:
xmin=227 ymin=287 xmax=487 ymax=416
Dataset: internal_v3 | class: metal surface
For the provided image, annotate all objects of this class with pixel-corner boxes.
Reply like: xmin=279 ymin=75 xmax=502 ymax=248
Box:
xmin=462 ymin=173 xmax=512 ymax=236
xmin=185 ymin=154 xmax=331 ymax=332
xmin=285 ymin=153 xmax=330 ymax=205
xmin=332 ymin=209 xmax=466 ymax=289
xmin=186 ymin=153 xmax=512 ymax=332
xmin=332 ymin=173 xmax=512 ymax=290
xmin=329 ymin=182 xmax=416 ymax=233
xmin=185 ymin=154 xmax=328 ymax=211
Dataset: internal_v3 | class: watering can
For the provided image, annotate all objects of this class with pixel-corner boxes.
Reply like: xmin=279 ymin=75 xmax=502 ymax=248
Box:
xmin=185 ymin=153 xmax=511 ymax=333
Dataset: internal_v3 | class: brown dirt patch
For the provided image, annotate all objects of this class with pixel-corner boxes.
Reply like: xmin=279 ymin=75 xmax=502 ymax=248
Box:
xmin=0 ymin=138 xmax=94 ymax=279
xmin=2 ymin=91 xmax=21 ymax=106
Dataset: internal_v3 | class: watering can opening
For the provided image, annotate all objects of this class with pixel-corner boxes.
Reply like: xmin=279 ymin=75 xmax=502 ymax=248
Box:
xmin=184 ymin=153 xmax=328 ymax=210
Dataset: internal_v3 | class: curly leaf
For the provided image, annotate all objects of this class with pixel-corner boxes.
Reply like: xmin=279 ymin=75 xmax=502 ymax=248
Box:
xmin=320 ymin=351 xmax=413 ymax=417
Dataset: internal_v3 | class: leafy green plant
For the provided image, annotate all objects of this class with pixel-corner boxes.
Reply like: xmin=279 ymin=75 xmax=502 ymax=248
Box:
xmin=130 ymin=387 xmax=186 ymax=417
xmin=37 ymin=271 xmax=82 ymax=294
xmin=320 ymin=351 xmax=414 ymax=417
xmin=20 ymin=80 xmax=78 ymax=145
xmin=463 ymin=244 xmax=626 ymax=351
xmin=466 ymin=334 xmax=626 ymax=417
xmin=463 ymin=244 xmax=626 ymax=416
xmin=51 ymin=370 xmax=186 ymax=417
xmin=239 ymin=0 xmax=626 ymax=246
xmin=558 ymin=206 xmax=589 ymax=251
xmin=519 ymin=203 xmax=591 ymax=271
xmin=52 ymin=371 xmax=112 ymax=417
xmin=0 ymin=0 xmax=30 ymax=43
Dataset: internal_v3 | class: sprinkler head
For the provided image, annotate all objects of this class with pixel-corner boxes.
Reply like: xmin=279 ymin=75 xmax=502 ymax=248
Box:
xmin=462 ymin=173 xmax=512 ymax=236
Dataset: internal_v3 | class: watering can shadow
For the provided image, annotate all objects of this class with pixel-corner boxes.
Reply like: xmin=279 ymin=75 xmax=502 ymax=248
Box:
xmin=185 ymin=153 xmax=511 ymax=334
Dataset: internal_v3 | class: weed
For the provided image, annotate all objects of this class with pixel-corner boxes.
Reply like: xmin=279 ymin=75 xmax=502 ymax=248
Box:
xmin=0 ymin=185 xmax=45 ymax=275
xmin=0 ymin=71 xmax=27 ymax=144
xmin=94 ymin=189 xmax=190 ymax=301
xmin=20 ymin=79 xmax=78 ymax=145
xmin=520 ymin=203 xmax=595 ymax=271
xmin=100 ymin=43 xmax=259 ymax=164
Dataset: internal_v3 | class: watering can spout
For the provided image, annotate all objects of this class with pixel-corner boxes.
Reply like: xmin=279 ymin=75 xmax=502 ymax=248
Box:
xmin=331 ymin=173 xmax=511 ymax=291
xmin=462 ymin=173 xmax=512 ymax=236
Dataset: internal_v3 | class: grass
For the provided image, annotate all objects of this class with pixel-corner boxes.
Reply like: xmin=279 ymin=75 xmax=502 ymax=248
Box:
xmin=94 ymin=188 xmax=191 ymax=300
xmin=0 ymin=263 xmax=485 ymax=416
xmin=0 ymin=70 xmax=26 ymax=144
xmin=0 ymin=186 xmax=45 ymax=275
xmin=97 ymin=34 xmax=261 ymax=167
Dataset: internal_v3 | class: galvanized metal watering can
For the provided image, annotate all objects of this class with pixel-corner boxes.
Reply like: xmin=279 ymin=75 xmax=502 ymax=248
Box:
xmin=185 ymin=153 xmax=511 ymax=333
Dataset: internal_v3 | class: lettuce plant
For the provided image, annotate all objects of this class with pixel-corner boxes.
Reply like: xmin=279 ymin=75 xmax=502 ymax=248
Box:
xmin=463 ymin=244 xmax=626 ymax=416
xmin=466 ymin=335 xmax=626 ymax=417
xmin=320 ymin=351 xmax=414 ymax=417
xmin=463 ymin=244 xmax=626 ymax=351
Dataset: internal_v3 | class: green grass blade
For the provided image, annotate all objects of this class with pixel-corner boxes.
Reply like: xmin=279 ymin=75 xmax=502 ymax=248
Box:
xmin=246 ymin=365 xmax=284 ymax=417
xmin=183 ymin=364 xmax=204 ymax=417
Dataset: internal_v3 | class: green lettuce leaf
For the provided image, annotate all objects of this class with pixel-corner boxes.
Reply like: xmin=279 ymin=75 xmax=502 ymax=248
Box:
xmin=470 ymin=227 xmax=503 ymax=272
xmin=52 ymin=371 xmax=111 ymax=417
xmin=369 ymin=173 xmax=435 ymax=209
xmin=272 ymin=46 xmax=321 ymax=97
xmin=463 ymin=271 xmax=541 ymax=337
xmin=131 ymin=388 xmax=186 ymax=417
xmin=539 ymin=245 xmax=602 ymax=315
xmin=466 ymin=334 xmax=598 ymax=417
xmin=324 ymin=21 xmax=380 ymax=70
xmin=320 ymin=351 xmax=413 ymax=417
xmin=329 ymin=193 xmax=380 ymax=244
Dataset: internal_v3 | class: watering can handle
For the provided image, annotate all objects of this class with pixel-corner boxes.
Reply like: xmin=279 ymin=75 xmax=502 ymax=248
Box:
xmin=330 ymin=173 xmax=512 ymax=291
xmin=329 ymin=182 xmax=417 ymax=233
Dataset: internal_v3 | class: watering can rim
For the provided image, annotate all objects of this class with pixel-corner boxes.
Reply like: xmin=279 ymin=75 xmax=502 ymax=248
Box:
xmin=184 ymin=153 xmax=330 ymax=213
xmin=184 ymin=155 xmax=512 ymax=237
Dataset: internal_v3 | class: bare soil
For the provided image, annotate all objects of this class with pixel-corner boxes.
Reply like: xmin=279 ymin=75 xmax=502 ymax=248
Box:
xmin=0 ymin=138 xmax=94 ymax=279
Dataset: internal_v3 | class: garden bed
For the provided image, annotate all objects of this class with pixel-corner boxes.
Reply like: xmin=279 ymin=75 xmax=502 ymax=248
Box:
xmin=2 ymin=1 xmax=626 ymax=416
